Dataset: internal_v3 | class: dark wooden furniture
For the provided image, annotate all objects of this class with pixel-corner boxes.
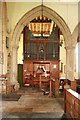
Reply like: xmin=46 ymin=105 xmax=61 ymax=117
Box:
xmin=64 ymin=89 xmax=80 ymax=119
xmin=49 ymin=77 xmax=59 ymax=97
xmin=23 ymin=60 xmax=60 ymax=96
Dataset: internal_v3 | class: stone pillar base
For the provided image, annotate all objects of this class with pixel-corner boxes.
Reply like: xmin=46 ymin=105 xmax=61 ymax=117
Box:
xmin=10 ymin=82 xmax=20 ymax=91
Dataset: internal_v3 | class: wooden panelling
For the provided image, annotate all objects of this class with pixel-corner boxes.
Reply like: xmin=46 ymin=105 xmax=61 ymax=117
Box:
xmin=23 ymin=60 xmax=60 ymax=96
xmin=74 ymin=101 xmax=80 ymax=115
xmin=65 ymin=89 xmax=80 ymax=119
xmin=66 ymin=93 xmax=74 ymax=105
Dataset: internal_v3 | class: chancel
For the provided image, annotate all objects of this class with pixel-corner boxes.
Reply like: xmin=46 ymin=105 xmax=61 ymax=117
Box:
xmin=0 ymin=1 xmax=80 ymax=119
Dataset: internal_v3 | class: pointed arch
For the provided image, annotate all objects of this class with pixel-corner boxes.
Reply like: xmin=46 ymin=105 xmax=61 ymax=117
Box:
xmin=72 ymin=23 xmax=80 ymax=44
xmin=12 ymin=5 xmax=71 ymax=47
xmin=11 ymin=5 xmax=72 ymax=86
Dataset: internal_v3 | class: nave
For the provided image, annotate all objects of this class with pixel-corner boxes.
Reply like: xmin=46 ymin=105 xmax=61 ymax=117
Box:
xmin=1 ymin=87 xmax=69 ymax=119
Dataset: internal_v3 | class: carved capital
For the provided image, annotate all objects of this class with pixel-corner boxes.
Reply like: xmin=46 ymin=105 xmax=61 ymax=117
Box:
xmin=65 ymin=46 xmax=75 ymax=50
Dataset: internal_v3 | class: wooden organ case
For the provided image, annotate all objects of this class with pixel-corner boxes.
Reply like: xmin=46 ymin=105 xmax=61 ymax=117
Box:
xmin=23 ymin=21 xmax=60 ymax=96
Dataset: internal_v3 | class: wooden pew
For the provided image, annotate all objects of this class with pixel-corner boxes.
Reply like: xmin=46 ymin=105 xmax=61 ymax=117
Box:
xmin=64 ymin=89 xmax=80 ymax=119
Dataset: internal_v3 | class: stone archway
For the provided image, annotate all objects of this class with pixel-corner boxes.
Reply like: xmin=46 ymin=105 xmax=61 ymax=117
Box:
xmin=72 ymin=23 xmax=80 ymax=44
xmin=11 ymin=5 xmax=72 ymax=89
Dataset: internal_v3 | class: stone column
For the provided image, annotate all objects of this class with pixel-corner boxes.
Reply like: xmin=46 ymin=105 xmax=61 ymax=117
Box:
xmin=10 ymin=46 xmax=19 ymax=91
xmin=66 ymin=46 xmax=75 ymax=81
xmin=66 ymin=46 xmax=76 ymax=90
xmin=0 ymin=3 xmax=3 ymax=120
xmin=2 ymin=3 xmax=7 ymax=75
xmin=0 ymin=2 xmax=3 ymax=76
xmin=0 ymin=2 xmax=7 ymax=76
xmin=77 ymin=42 xmax=80 ymax=78
xmin=66 ymin=48 xmax=70 ymax=80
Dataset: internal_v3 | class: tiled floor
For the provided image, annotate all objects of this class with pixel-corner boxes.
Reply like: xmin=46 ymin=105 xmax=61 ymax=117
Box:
xmin=1 ymin=87 xmax=69 ymax=119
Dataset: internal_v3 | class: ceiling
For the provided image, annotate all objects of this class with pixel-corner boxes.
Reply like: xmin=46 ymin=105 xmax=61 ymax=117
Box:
xmin=28 ymin=16 xmax=55 ymax=37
